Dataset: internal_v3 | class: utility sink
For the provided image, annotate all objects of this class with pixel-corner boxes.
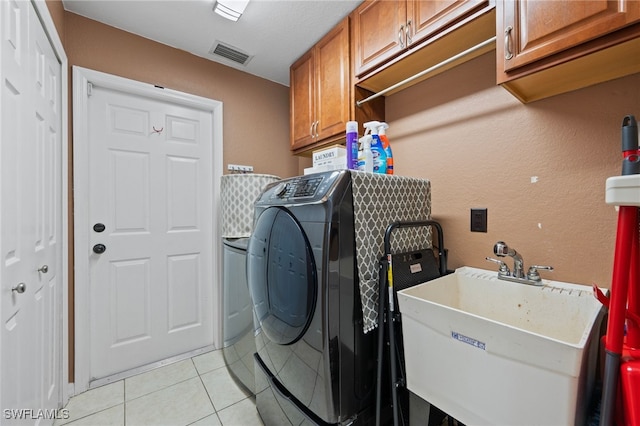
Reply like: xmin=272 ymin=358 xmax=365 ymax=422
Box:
xmin=397 ymin=266 xmax=605 ymax=426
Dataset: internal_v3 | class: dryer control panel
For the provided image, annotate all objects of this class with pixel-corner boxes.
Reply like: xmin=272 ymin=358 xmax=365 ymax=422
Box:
xmin=259 ymin=171 xmax=346 ymax=204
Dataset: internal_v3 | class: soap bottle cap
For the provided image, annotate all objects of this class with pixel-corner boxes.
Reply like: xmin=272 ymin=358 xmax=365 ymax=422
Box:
xmin=346 ymin=121 xmax=358 ymax=134
xmin=359 ymin=135 xmax=372 ymax=149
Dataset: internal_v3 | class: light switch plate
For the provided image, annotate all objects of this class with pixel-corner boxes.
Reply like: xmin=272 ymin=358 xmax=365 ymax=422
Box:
xmin=471 ymin=208 xmax=488 ymax=233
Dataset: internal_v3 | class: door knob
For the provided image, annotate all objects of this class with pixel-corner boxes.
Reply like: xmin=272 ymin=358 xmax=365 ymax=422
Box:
xmin=93 ymin=223 xmax=106 ymax=233
xmin=12 ymin=282 xmax=26 ymax=294
xmin=38 ymin=265 xmax=49 ymax=273
xmin=93 ymin=244 xmax=106 ymax=254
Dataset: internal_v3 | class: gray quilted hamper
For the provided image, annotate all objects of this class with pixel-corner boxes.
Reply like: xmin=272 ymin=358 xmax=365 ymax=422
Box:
xmin=220 ymin=174 xmax=280 ymax=238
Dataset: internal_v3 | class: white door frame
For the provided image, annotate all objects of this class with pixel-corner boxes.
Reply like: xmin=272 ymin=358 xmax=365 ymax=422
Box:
xmin=72 ymin=66 xmax=223 ymax=394
xmin=31 ymin=0 xmax=70 ymax=407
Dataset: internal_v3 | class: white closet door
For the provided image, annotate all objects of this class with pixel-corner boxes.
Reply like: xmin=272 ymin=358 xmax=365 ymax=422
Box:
xmin=1 ymin=1 xmax=63 ymax=424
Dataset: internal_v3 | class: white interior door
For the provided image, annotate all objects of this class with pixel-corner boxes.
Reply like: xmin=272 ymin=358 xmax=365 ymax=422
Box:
xmin=82 ymin=76 xmax=216 ymax=381
xmin=1 ymin=0 xmax=63 ymax=423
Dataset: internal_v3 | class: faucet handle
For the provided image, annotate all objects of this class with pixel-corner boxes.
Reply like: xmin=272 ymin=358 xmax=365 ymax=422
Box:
xmin=527 ymin=265 xmax=554 ymax=281
xmin=485 ymin=257 xmax=510 ymax=275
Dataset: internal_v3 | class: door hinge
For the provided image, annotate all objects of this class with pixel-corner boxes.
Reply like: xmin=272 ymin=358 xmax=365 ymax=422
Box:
xmin=87 ymin=82 xmax=93 ymax=97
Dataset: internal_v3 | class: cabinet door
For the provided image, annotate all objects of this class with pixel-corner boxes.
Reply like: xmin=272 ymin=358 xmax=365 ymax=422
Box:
xmin=290 ymin=50 xmax=315 ymax=150
xmin=408 ymin=0 xmax=487 ymax=46
xmin=353 ymin=0 xmax=408 ymax=77
xmin=500 ymin=0 xmax=640 ymax=72
xmin=315 ymin=19 xmax=350 ymax=142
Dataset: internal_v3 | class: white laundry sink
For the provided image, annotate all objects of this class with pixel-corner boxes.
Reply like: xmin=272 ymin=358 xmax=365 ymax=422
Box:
xmin=396 ymin=266 xmax=605 ymax=426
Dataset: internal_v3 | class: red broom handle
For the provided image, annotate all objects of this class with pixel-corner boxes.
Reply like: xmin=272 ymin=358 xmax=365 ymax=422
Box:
xmin=605 ymin=206 xmax=638 ymax=353
xmin=625 ymin=211 xmax=640 ymax=350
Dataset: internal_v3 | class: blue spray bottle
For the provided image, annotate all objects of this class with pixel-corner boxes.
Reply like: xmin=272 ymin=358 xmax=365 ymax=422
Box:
xmin=363 ymin=121 xmax=387 ymax=174
xmin=378 ymin=123 xmax=393 ymax=174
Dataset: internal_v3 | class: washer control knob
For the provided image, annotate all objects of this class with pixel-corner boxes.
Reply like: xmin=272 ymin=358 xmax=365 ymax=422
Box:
xmin=274 ymin=183 xmax=289 ymax=198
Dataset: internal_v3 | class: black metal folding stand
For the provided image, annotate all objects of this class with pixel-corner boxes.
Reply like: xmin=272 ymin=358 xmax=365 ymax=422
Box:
xmin=374 ymin=220 xmax=448 ymax=426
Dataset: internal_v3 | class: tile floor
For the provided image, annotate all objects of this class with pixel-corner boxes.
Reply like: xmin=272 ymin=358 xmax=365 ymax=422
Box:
xmin=56 ymin=349 xmax=264 ymax=426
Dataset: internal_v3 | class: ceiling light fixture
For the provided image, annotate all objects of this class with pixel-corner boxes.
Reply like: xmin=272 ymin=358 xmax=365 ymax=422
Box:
xmin=213 ymin=0 xmax=250 ymax=22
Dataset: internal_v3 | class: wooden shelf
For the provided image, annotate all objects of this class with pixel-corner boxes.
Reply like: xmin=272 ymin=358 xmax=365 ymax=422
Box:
xmin=355 ymin=5 xmax=496 ymax=97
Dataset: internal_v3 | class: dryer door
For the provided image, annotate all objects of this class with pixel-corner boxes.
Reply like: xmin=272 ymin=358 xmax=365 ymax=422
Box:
xmin=247 ymin=207 xmax=317 ymax=345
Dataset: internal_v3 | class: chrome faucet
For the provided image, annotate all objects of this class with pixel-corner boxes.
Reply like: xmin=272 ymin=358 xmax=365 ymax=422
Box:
xmin=493 ymin=241 xmax=524 ymax=278
xmin=485 ymin=241 xmax=553 ymax=286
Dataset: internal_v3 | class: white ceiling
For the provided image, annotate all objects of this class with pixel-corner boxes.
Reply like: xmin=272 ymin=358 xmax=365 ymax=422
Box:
xmin=62 ymin=0 xmax=363 ymax=87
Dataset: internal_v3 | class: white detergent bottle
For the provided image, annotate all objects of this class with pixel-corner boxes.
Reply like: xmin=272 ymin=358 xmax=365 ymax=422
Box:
xmin=357 ymin=135 xmax=373 ymax=173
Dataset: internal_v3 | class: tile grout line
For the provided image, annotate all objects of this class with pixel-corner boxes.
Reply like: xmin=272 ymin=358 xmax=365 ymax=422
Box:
xmin=123 ymin=363 xmax=201 ymax=404
xmin=58 ymin=381 xmax=126 ymax=426
xmin=191 ymin=356 xmax=224 ymax=426
xmin=123 ymin=360 xmax=204 ymax=424
xmin=125 ymin=375 xmax=198 ymax=402
xmin=61 ymin=401 xmax=125 ymax=426
xmin=63 ymin=350 xmax=251 ymax=426
xmin=123 ymin=378 xmax=127 ymax=425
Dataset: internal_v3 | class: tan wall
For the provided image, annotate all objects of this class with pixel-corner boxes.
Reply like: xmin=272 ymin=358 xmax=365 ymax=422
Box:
xmin=45 ymin=3 xmax=305 ymax=381
xmin=45 ymin=0 xmax=65 ymax=41
xmin=386 ymin=51 xmax=640 ymax=287
xmin=44 ymin=1 xmax=639 ymax=382
xmin=63 ymin=12 xmax=300 ymax=178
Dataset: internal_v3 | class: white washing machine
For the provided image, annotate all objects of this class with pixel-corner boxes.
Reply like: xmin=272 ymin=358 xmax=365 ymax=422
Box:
xmin=222 ymin=237 xmax=256 ymax=394
xmin=220 ymin=173 xmax=280 ymax=395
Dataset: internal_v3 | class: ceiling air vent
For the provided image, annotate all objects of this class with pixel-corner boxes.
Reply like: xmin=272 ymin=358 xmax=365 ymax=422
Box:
xmin=209 ymin=41 xmax=252 ymax=66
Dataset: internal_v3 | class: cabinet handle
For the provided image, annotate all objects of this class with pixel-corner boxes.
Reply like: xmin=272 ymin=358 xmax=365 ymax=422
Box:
xmin=398 ymin=25 xmax=405 ymax=49
xmin=314 ymin=120 xmax=319 ymax=138
xmin=504 ymin=25 xmax=514 ymax=60
xmin=405 ymin=20 xmax=412 ymax=46
xmin=310 ymin=122 xmax=314 ymax=138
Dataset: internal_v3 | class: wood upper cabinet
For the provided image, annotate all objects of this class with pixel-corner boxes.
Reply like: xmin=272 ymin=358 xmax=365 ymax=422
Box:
xmin=408 ymin=0 xmax=489 ymax=45
xmin=353 ymin=0 xmax=488 ymax=77
xmin=290 ymin=51 xmax=315 ymax=150
xmin=352 ymin=1 xmax=407 ymax=77
xmin=315 ymin=20 xmax=351 ymax=143
xmin=496 ymin=0 xmax=640 ymax=102
xmin=290 ymin=18 xmax=350 ymax=152
xmin=498 ymin=0 xmax=640 ymax=74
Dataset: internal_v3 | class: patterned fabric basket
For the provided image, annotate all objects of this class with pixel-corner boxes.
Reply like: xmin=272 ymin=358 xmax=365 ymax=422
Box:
xmin=220 ymin=174 xmax=280 ymax=238
xmin=351 ymin=172 xmax=431 ymax=333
